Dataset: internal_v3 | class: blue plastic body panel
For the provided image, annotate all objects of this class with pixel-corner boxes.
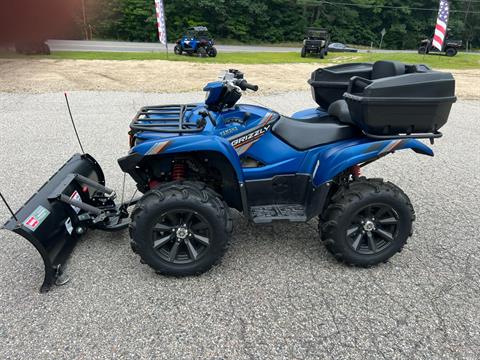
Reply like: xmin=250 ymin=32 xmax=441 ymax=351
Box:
xmin=179 ymin=35 xmax=213 ymax=52
xmin=130 ymin=98 xmax=434 ymax=189
xmin=291 ymin=107 xmax=328 ymax=120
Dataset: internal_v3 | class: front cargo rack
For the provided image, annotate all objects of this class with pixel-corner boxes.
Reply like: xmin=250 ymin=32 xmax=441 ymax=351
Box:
xmin=130 ymin=104 xmax=203 ymax=134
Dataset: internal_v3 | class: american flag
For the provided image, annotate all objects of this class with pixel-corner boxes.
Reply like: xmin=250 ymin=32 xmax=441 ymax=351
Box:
xmin=432 ymin=0 xmax=449 ymax=51
xmin=154 ymin=0 xmax=167 ymax=45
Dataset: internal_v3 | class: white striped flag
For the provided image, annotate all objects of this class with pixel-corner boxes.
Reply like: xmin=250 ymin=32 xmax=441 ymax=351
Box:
xmin=432 ymin=0 xmax=449 ymax=51
xmin=154 ymin=0 xmax=167 ymax=45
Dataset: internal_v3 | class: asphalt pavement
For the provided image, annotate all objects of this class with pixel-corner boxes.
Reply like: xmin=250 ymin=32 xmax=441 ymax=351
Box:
xmin=0 ymin=91 xmax=479 ymax=359
xmin=47 ymin=39 xmax=419 ymax=54
xmin=47 ymin=39 xmax=301 ymax=53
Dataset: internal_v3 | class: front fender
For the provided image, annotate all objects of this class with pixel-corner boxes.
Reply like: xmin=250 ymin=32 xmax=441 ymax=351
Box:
xmin=313 ymin=138 xmax=434 ymax=185
xmin=122 ymin=135 xmax=244 ymax=182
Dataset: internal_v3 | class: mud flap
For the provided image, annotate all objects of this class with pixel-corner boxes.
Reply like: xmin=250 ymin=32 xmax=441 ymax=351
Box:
xmin=2 ymin=153 xmax=130 ymax=293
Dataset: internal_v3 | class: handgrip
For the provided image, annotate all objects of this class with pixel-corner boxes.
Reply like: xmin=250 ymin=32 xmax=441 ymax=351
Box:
xmin=237 ymin=80 xmax=259 ymax=92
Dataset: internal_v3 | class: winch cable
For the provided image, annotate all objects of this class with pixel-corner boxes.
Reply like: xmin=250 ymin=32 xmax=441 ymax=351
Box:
xmin=127 ymin=189 xmax=138 ymax=209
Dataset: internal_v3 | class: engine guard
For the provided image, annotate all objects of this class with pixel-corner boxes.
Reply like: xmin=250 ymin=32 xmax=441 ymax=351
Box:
xmin=2 ymin=153 xmax=135 ymax=293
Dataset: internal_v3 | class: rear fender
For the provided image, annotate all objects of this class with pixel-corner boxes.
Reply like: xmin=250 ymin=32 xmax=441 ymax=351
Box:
xmin=313 ymin=138 xmax=433 ymax=185
xmin=122 ymin=135 xmax=244 ymax=182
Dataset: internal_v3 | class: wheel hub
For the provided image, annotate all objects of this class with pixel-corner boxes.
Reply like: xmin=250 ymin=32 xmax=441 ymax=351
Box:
xmin=150 ymin=209 xmax=213 ymax=265
xmin=176 ymin=226 xmax=189 ymax=240
xmin=363 ymin=220 xmax=375 ymax=232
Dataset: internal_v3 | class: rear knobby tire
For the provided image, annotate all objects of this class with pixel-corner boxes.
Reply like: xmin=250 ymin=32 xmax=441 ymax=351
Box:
xmin=319 ymin=48 xmax=325 ymax=59
xmin=301 ymin=47 xmax=306 ymax=58
xmin=320 ymin=178 xmax=415 ymax=267
xmin=208 ymin=47 xmax=217 ymax=57
xmin=129 ymin=181 xmax=233 ymax=276
xmin=445 ymin=47 xmax=457 ymax=57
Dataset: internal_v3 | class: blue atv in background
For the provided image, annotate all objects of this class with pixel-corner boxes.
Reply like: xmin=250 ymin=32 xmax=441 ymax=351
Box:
xmin=2 ymin=61 xmax=456 ymax=292
xmin=174 ymin=26 xmax=217 ymax=57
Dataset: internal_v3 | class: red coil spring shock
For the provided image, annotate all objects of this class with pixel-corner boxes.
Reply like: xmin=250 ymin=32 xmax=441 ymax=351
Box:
xmin=351 ymin=165 xmax=361 ymax=179
xmin=171 ymin=163 xmax=186 ymax=181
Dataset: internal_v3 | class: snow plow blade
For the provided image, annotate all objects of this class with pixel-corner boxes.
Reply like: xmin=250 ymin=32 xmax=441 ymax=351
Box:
xmin=2 ymin=153 xmax=130 ymax=293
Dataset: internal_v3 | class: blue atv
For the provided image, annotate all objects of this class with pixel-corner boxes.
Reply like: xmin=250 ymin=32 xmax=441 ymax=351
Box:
xmin=2 ymin=61 xmax=456 ymax=292
xmin=174 ymin=26 xmax=217 ymax=57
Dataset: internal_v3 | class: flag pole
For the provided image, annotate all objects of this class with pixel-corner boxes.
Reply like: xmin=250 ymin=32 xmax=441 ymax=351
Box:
xmin=155 ymin=0 xmax=168 ymax=60
xmin=165 ymin=9 xmax=168 ymax=61
xmin=164 ymin=0 xmax=168 ymax=61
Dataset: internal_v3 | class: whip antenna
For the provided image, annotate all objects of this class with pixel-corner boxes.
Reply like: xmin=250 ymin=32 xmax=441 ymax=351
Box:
xmin=64 ymin=92 xmax=85 ymax=154
xmin=0 ymin=192 xmax=17 ymax=221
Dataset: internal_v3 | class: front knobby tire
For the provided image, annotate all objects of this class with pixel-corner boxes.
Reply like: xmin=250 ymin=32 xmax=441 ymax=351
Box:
xmin=301 ymin=47 xmax=306 ymax=58
xmin=174 ymin=45 xmax=182 ymax=55
xmin=320 ymin=178 xmax=415 ymax=267
xmin=129 ymin=181 xmax=233 ymax=276
xmin=198 ymin=47 xmax=207 ymax=57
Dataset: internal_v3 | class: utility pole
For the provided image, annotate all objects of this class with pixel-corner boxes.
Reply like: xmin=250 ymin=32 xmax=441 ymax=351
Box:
xmin=463 ymin=0 xmax=472 ymax=52
xmin=81 ymin=0 xmax=88 ymax=40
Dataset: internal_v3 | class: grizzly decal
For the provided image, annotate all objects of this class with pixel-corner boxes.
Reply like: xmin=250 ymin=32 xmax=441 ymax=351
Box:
xmin=230 ymin=124 xmax=272 ymax=148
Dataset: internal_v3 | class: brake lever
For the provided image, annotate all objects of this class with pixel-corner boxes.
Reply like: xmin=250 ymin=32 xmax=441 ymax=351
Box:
xmin=199 ymin=110 xmax=217 ymax=127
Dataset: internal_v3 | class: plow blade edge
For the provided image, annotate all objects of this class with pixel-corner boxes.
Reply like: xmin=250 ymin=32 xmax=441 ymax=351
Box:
xmin=2 ymin=153 xmax=107 ymax=292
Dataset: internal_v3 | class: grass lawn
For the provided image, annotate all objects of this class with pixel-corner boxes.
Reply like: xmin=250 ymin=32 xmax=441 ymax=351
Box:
xmin=3 ymin=50 xmax=479 ymax=69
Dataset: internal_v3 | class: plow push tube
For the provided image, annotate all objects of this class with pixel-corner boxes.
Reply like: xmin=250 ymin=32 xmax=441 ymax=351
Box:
xmin=2 ymin=153 xmax=128 ymax=293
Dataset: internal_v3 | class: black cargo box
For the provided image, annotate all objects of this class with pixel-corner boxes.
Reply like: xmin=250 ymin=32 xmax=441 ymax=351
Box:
xmin=308 ymin=63 xmax=373 ymax=109
xmin=344 ymin=72 xmax=456 ymax=136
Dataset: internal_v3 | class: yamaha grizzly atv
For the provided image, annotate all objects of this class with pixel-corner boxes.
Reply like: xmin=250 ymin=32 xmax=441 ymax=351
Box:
xmin=2 ymin=61 xmax=456 ymax=292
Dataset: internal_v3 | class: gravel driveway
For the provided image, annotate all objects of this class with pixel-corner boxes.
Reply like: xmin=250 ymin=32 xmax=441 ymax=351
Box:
xmin=1 ymin=59 xmax=479 ymax=99
xmin=0 ymin=91 xmax=479 ymax=359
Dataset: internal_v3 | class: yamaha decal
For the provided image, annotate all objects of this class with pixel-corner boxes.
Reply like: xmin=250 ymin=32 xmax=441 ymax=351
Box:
xmin=228 ymin=112 xmax=276 ymax=155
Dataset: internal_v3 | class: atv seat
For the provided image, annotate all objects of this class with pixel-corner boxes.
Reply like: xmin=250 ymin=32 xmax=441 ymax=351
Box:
xmin=371 ymin=60 xmax=405 ymax=79
xmin=272 ymin=115 xmax=357 ymax=150
xmin=327 ymin=100 xmax=353 ymax=125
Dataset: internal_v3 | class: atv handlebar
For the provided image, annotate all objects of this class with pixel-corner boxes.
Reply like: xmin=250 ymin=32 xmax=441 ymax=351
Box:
xmin=236 ymin=80 xmax=259 ymax=92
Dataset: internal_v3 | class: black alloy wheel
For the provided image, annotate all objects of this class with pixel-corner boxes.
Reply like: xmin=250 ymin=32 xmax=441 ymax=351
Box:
xmin=152 ymin=209 xmax=211 ymax=264
xmin=345 ymin=203 xmax=399 ymax=255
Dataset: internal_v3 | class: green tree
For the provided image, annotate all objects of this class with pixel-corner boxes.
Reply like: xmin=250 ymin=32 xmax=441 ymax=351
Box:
xmin=85 ymin=0 xmax=480 ymax=49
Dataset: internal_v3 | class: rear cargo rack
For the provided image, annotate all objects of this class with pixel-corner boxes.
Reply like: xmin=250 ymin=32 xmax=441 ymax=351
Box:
xmin=363 ymin=131 xmax=443 ymax=140
xmin=130 ymin=104 xmax=203 ymax=134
